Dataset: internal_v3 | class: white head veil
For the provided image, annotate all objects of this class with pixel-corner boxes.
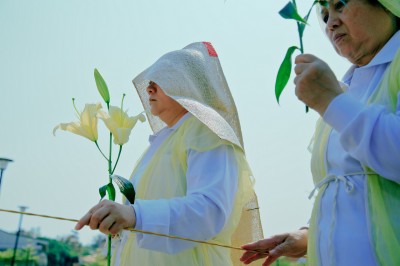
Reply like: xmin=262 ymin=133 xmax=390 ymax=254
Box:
xmin=133 ymin=42 xmax=244 ymax=150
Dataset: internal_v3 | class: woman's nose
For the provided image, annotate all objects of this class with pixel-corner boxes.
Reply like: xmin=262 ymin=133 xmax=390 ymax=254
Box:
xmin=147 ymin=86 xmax=156 ymax=94
xmin=327 ymin=12 xmax=340 ymax=31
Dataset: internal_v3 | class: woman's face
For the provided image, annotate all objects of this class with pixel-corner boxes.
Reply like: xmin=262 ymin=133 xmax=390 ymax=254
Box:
xmin=320 ymin=0 xmax=397 ymax=66
xmin=146 ymin=81 xmax=182 ymax=117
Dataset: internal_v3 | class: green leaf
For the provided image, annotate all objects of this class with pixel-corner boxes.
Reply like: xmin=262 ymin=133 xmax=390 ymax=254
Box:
xmin=98 ymin=183 xmax=116 ymax=201
xmin=94 ymin=68 xmax=110 ymax=104
xmin=298 ymin=1 xmax=318 ymax=39
xmin=99 ymin=184 xmax=108 ymax=200
xmin=106 ymin=182 xmax=116 ymax=201
xmin=279 ymin=1 xmax=307 ymax=24
xmin=111 ymin=174 xmax=136 ymax=204
xmin=275 ymin=46 xmax=299 ymax=104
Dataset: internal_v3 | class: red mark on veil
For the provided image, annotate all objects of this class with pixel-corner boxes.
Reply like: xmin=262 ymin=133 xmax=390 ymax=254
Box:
xmin=203 ymin=42 xmax=218 ymax=57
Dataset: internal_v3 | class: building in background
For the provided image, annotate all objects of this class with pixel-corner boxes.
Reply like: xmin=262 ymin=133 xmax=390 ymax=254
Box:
xmin=0 ymin=229 xmax=48 ymax=266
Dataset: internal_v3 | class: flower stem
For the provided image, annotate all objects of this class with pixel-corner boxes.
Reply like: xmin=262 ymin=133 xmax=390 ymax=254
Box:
xmin=296 ymin=19 xmax=308 ymax=112
xmin=94 ymin=141 xmax=109 ymax=161
xmin=107 ymin=129 xmax=113 ymax=266
xmin=107 ymin=235 xmax=111 ymax=266
xmin=111 ymin=145 xmax=123 ymax=175
xmin=298 ymin=24 xmax=304 ymax=54
xmin=108 ymin=132 xmax=112 ymax=181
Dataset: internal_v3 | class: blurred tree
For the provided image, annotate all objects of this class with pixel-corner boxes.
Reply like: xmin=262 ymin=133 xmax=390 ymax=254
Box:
xmin=39 ymin=233 xmax=81 ymax=266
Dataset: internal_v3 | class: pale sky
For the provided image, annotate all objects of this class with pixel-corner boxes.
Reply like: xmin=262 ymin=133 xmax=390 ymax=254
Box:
xmin=0 ymin=0 xmax=350 ymax=245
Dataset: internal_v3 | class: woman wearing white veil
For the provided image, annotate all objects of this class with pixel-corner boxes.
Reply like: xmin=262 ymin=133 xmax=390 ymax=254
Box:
xmin=76 ymin=42 xmax=263 ymax=266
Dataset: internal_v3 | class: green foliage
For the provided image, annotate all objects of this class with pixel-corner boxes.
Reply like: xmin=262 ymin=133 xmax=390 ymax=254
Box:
xmin=99 ymin=182 xmax=116 ymax=201
xmin=99 ymin=184 xmax=108 ymax=200
xmin=275 ymin=0 xmax=318 ymax=112
xmin=111 ymin=174 xmax=136 ymax=204
xmin=275 ymin=46 xmax=299 ymax=103
xmin=279 ymin=2 xmax=307 ymax=24
xmin=0 ymin=233 xmax=110 ymax=266
xmin=106 ymin=182 xmax=116 ymax=201
xmin=297 ymin=1 xmax=318 ymax=39
xmin=39 ymin=234 xmax=82 ymax=265
xmin=0 ymin=248 xmax=39 ymax=265
xmin=94 ymin=68 xmax=111 ymax=106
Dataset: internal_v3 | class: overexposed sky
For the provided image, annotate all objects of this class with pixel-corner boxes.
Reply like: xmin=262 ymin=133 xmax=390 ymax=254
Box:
xmin=0 ymin=0 xmax=350 ymax=245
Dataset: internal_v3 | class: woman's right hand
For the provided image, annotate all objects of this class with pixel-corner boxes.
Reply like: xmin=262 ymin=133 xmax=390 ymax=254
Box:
xmin=75 ymin=200 xmax=136 ymax=235
xmin=294 ymin=54 xmax=343 ymax=116
xmin=239 ymin=228 xmax=308 ymax=266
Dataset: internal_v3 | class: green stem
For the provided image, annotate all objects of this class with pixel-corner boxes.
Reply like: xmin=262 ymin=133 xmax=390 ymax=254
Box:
xmin=292 ymin=0 xmax=308 ymax=112
xmin=107 ymin=235 xmax=111 ymax=266
xmin=94 ymin=141 xmax=109 ymax=161
xmin=111 ymin=145 xmax=123 ymax=175
xmin=296 ymin=22 xmax=308 ymax=112
xmin=107 ymin=125 xmax=113 ymax=266
xmin=108 ymin=132 xmax=112 ymax=181
xmin=297 ymin=23 xmax=304 ymax=54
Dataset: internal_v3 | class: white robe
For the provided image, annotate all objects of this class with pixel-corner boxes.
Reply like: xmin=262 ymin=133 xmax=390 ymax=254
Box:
xmin=114 ymin=113 xmax=238 ymax=265
xmin=317 ymin=31 xmax=400 ymax=265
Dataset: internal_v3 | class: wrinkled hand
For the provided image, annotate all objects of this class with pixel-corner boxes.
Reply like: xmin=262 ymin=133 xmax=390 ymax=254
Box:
xmin=240 ymin=229 xmax=308 ymax=266
xmin=294 ymin=54 xmax=343 ymax=116
xmin=75 ymin=200 xmax=136 ymax=235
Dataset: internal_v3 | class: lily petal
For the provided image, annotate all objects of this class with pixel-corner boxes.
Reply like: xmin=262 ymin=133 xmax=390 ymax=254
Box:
xmin=98 ymin=105 xmax=145 ymax=145
xmin=53 ymin=103 xmax=102 ymax=142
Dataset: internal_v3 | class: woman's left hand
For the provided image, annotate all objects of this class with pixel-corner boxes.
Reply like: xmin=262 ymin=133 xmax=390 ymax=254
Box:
xmin=294 ymin=54 xmax=343 ymax=116
xmin=75 ymin=200 xmax=136 ymax=235
xmin=240 ymin=229 xmax=308 ymax=265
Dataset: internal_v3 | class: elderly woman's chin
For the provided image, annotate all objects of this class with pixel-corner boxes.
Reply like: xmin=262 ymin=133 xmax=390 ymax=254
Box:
xmin=335 ymin=40 xmax=384 ymax=66
xmin=149 ymin=108 xmax=159 ymax=117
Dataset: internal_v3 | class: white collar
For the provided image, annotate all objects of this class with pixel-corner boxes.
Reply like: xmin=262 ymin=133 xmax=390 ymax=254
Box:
xmin=148 ymin=113 xmax=192 ymax=143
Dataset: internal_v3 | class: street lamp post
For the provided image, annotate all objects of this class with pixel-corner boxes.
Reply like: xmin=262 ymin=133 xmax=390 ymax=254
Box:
xmin=11 ymin=205 xmax=28 ymax=266
xmin=0 ymin=157 xmax=13 ymax=196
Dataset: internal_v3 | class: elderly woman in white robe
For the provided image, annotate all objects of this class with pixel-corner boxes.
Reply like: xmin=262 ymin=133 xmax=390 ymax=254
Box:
xmin=76 ymin=42 xmax=263 ymax=266
xmin=241 ymin=0 xmax=400 ymax=265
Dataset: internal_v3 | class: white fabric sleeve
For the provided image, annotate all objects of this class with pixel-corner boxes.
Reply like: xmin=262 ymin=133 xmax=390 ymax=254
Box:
xmin=323 ymin=92 xmax=400 ymax=183
xmin=132 ymin=144 xmax=238 ymax=254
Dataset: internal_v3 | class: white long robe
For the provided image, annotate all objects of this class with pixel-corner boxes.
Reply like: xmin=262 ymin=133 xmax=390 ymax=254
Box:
xmin=317 ymin=31 xmax=400 ymax=265
xmin=114 ymin=113 xmax=238 ymax=265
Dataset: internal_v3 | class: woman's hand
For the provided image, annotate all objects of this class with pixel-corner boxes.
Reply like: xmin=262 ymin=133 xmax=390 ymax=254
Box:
xmin=75 ymin=200 xmax=136 ymax=235
xmin=294 ymin=54 xmax=343 ymax=116
xmin=240 ymin=228 xmax=308 ymax=266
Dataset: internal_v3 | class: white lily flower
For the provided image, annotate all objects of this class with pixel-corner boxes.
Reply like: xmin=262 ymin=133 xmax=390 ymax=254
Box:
xmin=53 ymin=103 xmax=102 ymax=142
xmin=98 ymin=106 xmax=146 ymax=145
